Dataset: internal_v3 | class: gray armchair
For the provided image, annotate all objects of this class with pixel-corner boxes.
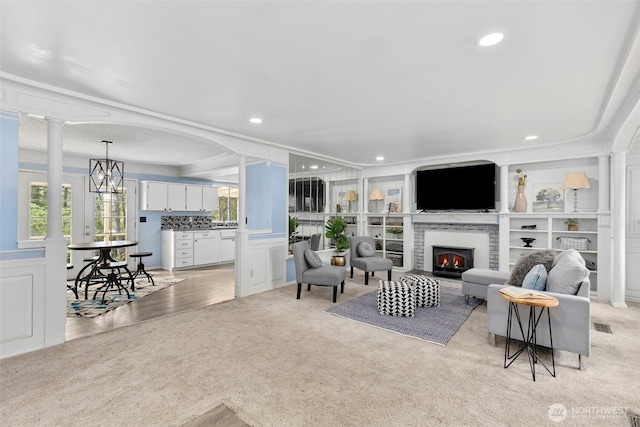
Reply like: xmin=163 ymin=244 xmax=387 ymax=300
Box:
xmin=291 ymin=240 xmax=346 ymax=303
xmin=349 ymin=236 xmax=393 ymax=285
xmin=309 ymin=233 xmax=321 ymax=251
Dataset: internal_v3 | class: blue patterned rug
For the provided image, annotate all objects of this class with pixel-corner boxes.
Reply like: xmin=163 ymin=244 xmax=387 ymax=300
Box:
xmin=67 ymin=275 xmax=185 ymax=318
xmin=325 ymin=283 xmax=482 ymax=345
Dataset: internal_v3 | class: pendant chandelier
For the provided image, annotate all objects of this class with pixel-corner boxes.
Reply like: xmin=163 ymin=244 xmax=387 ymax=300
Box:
xmin=89 ymin=140 xmax=124 ymax=193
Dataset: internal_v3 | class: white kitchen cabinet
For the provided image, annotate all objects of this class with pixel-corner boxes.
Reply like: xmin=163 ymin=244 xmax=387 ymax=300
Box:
xmin=141 ymin=181 xmax=217 ymax=212
xmin=219 ymin=229 xmax=236 ymax=262
xmin=140 ymin=181 xmax=168 ymax=211
xmin=202 ymin=186 xmax=218 ymax=211
xmin=193 ymin=230 xmax=220 ymax=265
xmin=162 ymin=230 xmax=194 ymax=270
xmin=167 ymin=184 xmax=186 ymax=211
xmin=186 ymin=186 xmax=203 ymax=211
xmin=163 ymin=229 xmax=236 ymax=270
xmin=186 ymin=186 xmax=218 ymax=211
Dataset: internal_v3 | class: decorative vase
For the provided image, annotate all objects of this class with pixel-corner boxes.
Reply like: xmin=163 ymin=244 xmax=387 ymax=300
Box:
xmin=331 ymin=255 xmax=346 ymax=266
xmin=514 ymin=185 xmax=527 ymax=212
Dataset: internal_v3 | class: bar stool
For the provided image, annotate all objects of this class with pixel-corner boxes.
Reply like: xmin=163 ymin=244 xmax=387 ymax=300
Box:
xmin=74 ymin=255 xmax=104 ymax=297
xmin=66 ymin=263 xmax=78 ymax=299
xmin=129 ymin=252 xmax=155 ymax=289
xmin=93 ymin=261 xmax=132 ymax=303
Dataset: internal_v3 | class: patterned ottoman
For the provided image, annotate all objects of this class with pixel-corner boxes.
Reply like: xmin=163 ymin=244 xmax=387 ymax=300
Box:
xmin=400 ymin=274 xmax=440 ymax=307
xmin=377 ymin=280 xmax=416 ymax=317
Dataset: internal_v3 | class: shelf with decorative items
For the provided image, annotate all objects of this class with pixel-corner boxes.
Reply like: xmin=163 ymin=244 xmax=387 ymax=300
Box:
xmin=342 ymin=214 xmax=359 ymax=240
xmin=366 ymin=214 xmax=406 ymax=268
xmin=507 ymin=213 xmax=598 ymax=290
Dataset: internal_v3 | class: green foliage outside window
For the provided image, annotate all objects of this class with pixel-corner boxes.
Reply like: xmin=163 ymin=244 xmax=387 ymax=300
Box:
xmin=29 ymin=184 xmax=72 ymax=239
xmin=212 ymin=186 xmax=238 ymax=222
xmin=29 ymin=183 xmax=73 ymax=262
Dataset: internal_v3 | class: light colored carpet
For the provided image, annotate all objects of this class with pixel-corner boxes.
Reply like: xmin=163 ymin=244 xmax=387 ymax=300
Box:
xmin=325 ymin=282 xmax=482 ymax=345
xmin=1 ymin=272 xmax=639 ymax=426
xmin=67 ymin=275 xmax=186 ymax=317
xmin=182 ymin=403 xmax=250 ymax=427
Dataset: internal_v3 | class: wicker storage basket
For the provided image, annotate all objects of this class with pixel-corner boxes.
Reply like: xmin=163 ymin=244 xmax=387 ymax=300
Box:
xmin=557 ymin=236 xmax=590 ymax=251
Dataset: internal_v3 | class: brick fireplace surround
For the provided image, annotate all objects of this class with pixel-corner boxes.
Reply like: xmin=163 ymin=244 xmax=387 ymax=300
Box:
xmin=413 ymin=222 xmax=499 ymax=272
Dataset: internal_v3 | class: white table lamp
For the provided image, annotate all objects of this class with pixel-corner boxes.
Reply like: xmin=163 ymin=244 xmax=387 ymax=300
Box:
xmin=561 ymin=172 xmax=591 ymax=212
xmin=369 ymin=188 xmax=384 ymax=213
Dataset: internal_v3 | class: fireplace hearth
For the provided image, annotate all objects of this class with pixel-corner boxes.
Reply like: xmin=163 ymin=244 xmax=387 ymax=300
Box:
xmin=432 ymin=245 xmax=475 ymax=278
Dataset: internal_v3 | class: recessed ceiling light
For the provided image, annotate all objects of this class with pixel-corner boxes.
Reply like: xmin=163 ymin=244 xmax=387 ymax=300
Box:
xmin=310 ymin=165 xmax=318 ymax=169
xmin=249 ymin=117 xmax=263 ymax=124
xmin=376 ymin=156 xmax=384 ymax=161
xmin=478 ymin=32 xmax=504 ymax=47
xmin=524 ymin=135 xmax=538 ymax=140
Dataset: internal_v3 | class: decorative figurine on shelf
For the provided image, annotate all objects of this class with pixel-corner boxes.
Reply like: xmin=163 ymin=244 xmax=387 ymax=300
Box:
xmin=521 ymin=237 xmax=536 ymax=247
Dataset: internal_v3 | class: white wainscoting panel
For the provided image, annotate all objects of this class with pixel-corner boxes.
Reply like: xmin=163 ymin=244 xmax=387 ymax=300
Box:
xmin=0 ymin=259 xmax=45 ymax=359
xmin=627 ymin=246 xmax=640 ymax=302
xmin=270 ymin=246 xmax=284 ymax=283
xmin=239 ymin=238 xmax=288 ymax=297
xmin=251 ymin=248 xmax=268 ymax=287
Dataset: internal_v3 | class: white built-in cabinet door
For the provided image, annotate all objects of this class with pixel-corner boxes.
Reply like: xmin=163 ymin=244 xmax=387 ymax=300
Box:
xmin=186 ymin=186 xmax=203 ymax=211
xmin=167 ymin=184 xmax=186 ymax=211
xmin=202 ymin=186 xmax=218 ymax=211
xmin=142 ymin=181 xmax=168 ymax=211
xmin=141 ymin=181 xmax=217 ymax=212
xmin=193 ymin=231 xmax=221 ymax=265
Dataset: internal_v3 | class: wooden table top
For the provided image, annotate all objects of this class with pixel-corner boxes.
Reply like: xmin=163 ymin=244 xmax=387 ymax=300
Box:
xmin=68 ymin=240 xmax=138 ymax=250
xmin=499 ymin=287 xmax=559 ymax=308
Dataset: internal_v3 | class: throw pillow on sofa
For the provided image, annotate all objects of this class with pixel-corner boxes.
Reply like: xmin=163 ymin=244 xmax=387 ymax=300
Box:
xmin=546 ymin=249 xmax=589 ymax=295
xmin=304 ymin=249 xmax=323 ymax=268
xmin=506 ymin=249 xmax=555 ymax=286
xmin=357 ymin=241 xmax=376 ymax=257
xmin=521 ymin=264 xmax=547 ymax=291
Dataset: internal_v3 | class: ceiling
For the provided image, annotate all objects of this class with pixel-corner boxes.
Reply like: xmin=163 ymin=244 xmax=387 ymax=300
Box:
xmin=2 ymin=1 xmax=640 ymax=173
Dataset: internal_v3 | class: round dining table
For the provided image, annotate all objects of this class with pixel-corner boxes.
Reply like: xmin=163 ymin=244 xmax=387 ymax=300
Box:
xmin=68 ymin=240 xmax=138 ymax=301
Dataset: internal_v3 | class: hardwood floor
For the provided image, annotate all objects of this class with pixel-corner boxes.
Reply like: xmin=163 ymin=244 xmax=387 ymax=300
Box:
xmin=66 ymin=264 xmax=236 ymax=341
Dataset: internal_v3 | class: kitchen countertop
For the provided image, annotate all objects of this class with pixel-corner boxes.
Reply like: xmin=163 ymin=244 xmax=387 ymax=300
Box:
xmin=163 ymin=227 xmax=238 ymax=231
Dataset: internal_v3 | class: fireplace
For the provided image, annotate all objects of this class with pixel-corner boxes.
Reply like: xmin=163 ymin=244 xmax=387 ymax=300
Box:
xmin=432 ymin=245 xmax=474 ymax=278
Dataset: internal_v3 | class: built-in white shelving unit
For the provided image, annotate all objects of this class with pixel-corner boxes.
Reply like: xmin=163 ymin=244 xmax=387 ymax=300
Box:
xmin=366 ymin=214 xmax=406 ymax=269
xmin=508 ymin=213 xmax=598 ymax=291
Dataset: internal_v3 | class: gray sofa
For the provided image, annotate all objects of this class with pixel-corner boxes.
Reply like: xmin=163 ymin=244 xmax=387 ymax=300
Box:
xmin=486 ymin=251 xmax=591 ymax=370
xmin=487 ymin=278 xmax=590 ymax=370
xmin=462 ymin=268 xmax=510 ymax=304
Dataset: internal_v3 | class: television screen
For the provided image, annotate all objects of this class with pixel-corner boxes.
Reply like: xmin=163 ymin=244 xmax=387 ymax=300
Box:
xmin=416 ymin=164 xmax=497 ymax=211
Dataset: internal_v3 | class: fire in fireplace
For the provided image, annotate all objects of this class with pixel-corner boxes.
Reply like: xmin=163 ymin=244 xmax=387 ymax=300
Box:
xmin=432 ymin=245 xmax=475 ymax=278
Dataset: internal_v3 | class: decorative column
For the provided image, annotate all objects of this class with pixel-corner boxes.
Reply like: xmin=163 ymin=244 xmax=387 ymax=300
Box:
xmin=363 ymin=177 xmax=369 ymax=214
xmin=598 ymin=155 xmax=610 ymax=212
xmin=404 ymin=173 xmax=411 ymax=213
xmin=611 ymin=151 xmax=627 ymax=308
xmin=46 ymin=118 xmax=64 ymax=239
xmin=44 ymin=117 xmax=67 ymax=346
xmin=235 ymin=155 xmax=247 ymax=298
xmin=500 ymin=165 xmax=509 ymax=213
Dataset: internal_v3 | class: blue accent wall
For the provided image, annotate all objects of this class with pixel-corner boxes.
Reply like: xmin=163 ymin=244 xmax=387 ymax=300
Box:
xmin=0 ymin=113 xmax=19 ymax=251
xmin=246 ymin=162 xmax=286 ymax=239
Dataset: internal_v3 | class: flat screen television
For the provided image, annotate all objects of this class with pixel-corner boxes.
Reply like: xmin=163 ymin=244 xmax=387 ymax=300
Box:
xmin=416 ymin=163 xmax=497 ymax=211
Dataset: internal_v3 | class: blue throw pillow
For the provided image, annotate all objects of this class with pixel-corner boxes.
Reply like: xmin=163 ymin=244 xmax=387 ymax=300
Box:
xmin=521 ymin=264 xmax=547 ymax=291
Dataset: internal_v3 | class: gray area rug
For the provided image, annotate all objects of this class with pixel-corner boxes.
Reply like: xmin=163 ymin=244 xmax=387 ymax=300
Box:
xmin=182 ymin=403 xmax=250 ymax=427
xmin=325 ymin=283 xmax=482 ymax=345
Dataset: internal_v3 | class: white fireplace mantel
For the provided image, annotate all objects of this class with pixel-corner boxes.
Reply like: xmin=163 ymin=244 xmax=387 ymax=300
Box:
xmin=412 ymin=212 xmax=499 ymax=224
